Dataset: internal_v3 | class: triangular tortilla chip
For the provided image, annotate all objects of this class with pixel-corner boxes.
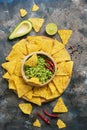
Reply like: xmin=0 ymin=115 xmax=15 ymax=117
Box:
xmin=53 ymin=97 xmax=68 ymax=113
xmin=26 ymin=43 xmax=40 ymax=54
xmin=25 ymin=54 xmax=38 ymax=67
xmin=27 ymin=36 xmax=42 ymax=42
xmin=32 ymin=4 xmax=39 ymax=11
xmin=14 ymin=60 xmax=22 ymax=76
xmin=58 ymin=30 xmax=72 ymax=45
xmin=9 ymin=79 xmax=16 ymax=90
xmin=27 ymin=36 xmax=42 ymax=51
xmin=2 ymin=72 xmax=10 ymax=79
xmin=14 ymin=77 xmax=32 ymax=98
xmin=40 ymin=38 xmax=54 ymax=54
xmin=56 ymin=61 xmax=74 ymax=76
xmin=29 ymin=18 xmax=44 ymax=32
xmin=33 ymin=85 xmax=48 ymax=99
xmin=46 ymin=86 xmax=60 ymax=100
xmin=24 ymin=96 xmax=42 ymax=106
xmin=2 ymin=60 xmax=16 ymax=74
xmin=53 ymin=75 xmax=70 ymax=94
xmin=57 ymin=119 xmax=66 ymax=129
xmin=24 ymin=90 xmax=33 ymax=100
xmin=28 ymin=77 xmax=42 ymax=85
xmin=52 ymin=48 xmax=71 ymax=63
xmin=19 ymin=103 xmax=32 ymax=115
xmin=6 ymin=48 xmax=25 ymax=61
xmin=51 ymin=39 xmax=64 ymax=55
xmin=13 ymin=39 xmax=28 ymax=55
xmin=65 ymin=61 xmax=74 ymax=76
xmin=48 ymin=81 xmax=57 ymax=94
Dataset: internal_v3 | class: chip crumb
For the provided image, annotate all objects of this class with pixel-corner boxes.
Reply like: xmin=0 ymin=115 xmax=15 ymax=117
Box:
xmin=33 ymin=119 xmax=41 ymax=127
xmin=32 ymin=4 xmax=39 ymax=12
xmin=20 ymin=8 xmax=28 ymax=17
xmin=19 ymin=103 xmax=32 ymax=115
xmin=57 ymin=119 xmax=66 ymax=129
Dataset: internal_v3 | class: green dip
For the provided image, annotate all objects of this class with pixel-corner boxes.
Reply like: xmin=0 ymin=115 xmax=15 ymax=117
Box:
xmin=24 ymin=55 xmax=53 ymax=83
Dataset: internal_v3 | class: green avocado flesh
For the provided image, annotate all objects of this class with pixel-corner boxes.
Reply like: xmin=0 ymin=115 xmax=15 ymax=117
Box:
xmin=9 ymin=20 xmax=32 ymax=40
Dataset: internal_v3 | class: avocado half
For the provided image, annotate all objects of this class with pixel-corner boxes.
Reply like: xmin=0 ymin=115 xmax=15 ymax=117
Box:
xmin=9 ymin=20 xmax=32 ymax=40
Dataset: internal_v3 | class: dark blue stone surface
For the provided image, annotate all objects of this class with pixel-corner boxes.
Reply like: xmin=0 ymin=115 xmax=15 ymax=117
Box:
xmin=0 ymin=0 xmax=87 ymax=130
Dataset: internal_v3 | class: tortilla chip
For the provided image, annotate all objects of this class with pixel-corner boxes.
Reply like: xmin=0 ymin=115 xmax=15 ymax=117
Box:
xmin=6 ymin=48 xmax=25 ymax=61
xmin=33 ymin=119 xmax=41 ymax=128
xmin=65 ymin=61 xmax=74 ymax=76
xmin=52 ymin=48 xmax=71 ymax=63
xmin=57 ymin=119 xmax=66 ymax=129
xmin=58 ymin=30 xmax=72 ymax=45
xmin=28 ymin=77 xmax=42 ymax=85
xmin=14 ymin=59 xmax=22 ymax=76
xmin=8 ymin=79 xmax=16 ymax=90
xmin=2 ymin=72 xmax=10 ymax=79
xmin=33 ymin=86 xmax=48 ymax=98
xmin=45 ymin=86 xmax=60 ymax=100
xmin=24 ymin=96 xmax=42 ymax=106
xmin=27 ymin=36 xmax=42 ymax=42
xmin=14 ymin=77 xmax=32 ymax=98
xmin=32 ymin=4 xmax=39 ymax=12
xmin=29 ymin=18 xmax=44 ymax=32
xmin=26 ymin=43 xmax=41 ymax=54
xmin=25 ymin=54 xmax=38 ymax=67
xmin=53 ymin=75 xmax=70 ymax=94
xmin=27 ymin=36 xmax=42 ymax=51
xmin=53 ymin=97 xmax=68 ymax=113
xmin=24 ymin=90 xmax=33 ymax=100
xmin=40 ymin=38 xmax=53 ymax=54
xmin=20 ymin=8 xmax=27 ymax=17
xmin=2 ymin=60 xmax=16 ymax=74
xmin=56 ymin=61 xmax=74 ymax=76
xmin=51 ymin=39 xmax=64 ymax=55
xmin=48 ymin=81 xmax=57 ymax=94
xmin=13 ymin=39 xmax=28 ymax=55
xmin=19 ymin=103 xmax=32 ymax=115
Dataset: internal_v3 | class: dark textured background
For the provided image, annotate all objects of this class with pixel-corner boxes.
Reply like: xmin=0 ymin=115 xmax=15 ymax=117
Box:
xmin=0 ymin=0 xmax=87 ymax=130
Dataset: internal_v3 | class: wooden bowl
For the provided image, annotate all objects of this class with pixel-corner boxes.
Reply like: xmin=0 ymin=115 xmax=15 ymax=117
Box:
xmin=21 ymin=51 xmax=57 ymax=87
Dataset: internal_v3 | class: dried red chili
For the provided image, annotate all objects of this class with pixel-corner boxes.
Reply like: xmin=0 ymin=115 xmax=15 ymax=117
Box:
xmin=36 ymin=111 xmax=51 ymax=125
xmin=45 ymin=59 xmax=54 ymax=68
xmin=44 ymin=64 xmax=54 ymax=73
xmin=43 ymin=109 xmax=58 ymax=118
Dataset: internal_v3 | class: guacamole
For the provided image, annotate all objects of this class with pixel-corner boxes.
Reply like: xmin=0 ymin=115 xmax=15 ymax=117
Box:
xmin=24 ymin=55 xmax=53 ymax=83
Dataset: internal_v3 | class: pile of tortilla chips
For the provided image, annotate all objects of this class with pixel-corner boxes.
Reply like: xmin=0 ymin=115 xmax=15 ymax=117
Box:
xmin=2 ymin=35 xmax=73 ymax=106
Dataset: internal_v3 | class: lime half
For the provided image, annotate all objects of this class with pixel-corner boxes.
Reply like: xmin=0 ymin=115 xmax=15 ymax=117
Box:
xmin=46 ymin=23 xmax=58 ymax=35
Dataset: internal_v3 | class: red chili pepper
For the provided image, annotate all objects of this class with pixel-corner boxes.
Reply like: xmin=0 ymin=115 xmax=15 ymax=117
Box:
xmin=44 ymin=64 xmax=54 ymax=73
xmin=43 ymin=109 xmax=58 ymax=118
xmin=36 ymin=111 xmax=51 ymax=125
xmin=45 ymin=59 xmax=54 ymax=68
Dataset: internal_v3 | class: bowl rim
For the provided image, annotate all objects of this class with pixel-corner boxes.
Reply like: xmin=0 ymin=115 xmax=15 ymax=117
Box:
xmin=21 ymin=51 xmax=57 ymax=87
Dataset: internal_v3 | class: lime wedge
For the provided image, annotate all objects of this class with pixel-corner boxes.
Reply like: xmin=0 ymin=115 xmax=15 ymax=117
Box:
xmin=46 ymin=23 xmax=58 ymax=35
xmin=9 ymin=20 xmax=32 ymax=40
